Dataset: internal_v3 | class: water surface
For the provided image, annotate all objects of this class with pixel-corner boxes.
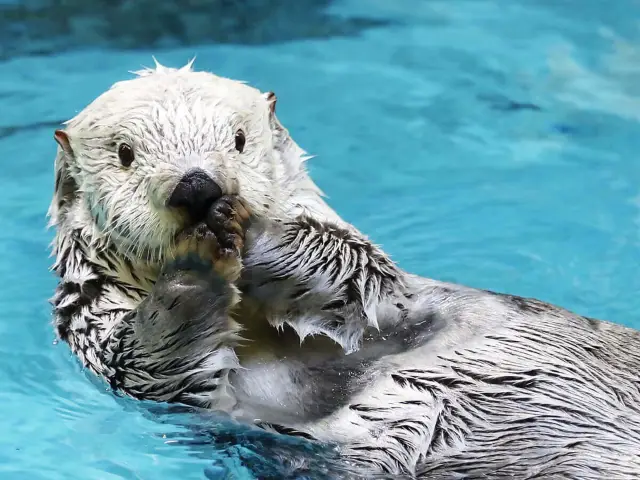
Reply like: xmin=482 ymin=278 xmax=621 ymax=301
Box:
xmin=1 ymin=0 xmax=640 ymax=478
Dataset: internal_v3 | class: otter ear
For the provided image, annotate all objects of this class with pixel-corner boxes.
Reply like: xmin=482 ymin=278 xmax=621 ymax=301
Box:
xmin=48 ymin=129 xmax=78 ymax=224
xmin=265 ymin=91 xmax=277 ymax=116
xmin=264 ymin=91 xmax=312 ymax=181
xmin=54 ymin=130 xmax=73 ymax=156
xmin=264 ymin=91 xmax=289 ymax=148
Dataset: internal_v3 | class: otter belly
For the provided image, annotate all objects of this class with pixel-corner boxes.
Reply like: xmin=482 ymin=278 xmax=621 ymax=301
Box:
xmin=275 ymin=294 xmax=640 ymax=478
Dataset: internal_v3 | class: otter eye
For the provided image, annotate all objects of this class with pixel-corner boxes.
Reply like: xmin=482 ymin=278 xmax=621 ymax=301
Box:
xmin=118 ymin=143 xmax=134 ymax=167
xmin=234 ymin=130 xmax=246 ymax=153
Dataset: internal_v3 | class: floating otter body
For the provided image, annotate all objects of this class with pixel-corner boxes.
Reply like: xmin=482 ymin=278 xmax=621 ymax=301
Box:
xmin=48 ymin=60 xmax=640 ymax=479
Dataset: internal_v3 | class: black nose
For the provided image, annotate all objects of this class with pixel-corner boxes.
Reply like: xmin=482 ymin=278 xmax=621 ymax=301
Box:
xmin=168 ymin=169 xmax=222 ymax=222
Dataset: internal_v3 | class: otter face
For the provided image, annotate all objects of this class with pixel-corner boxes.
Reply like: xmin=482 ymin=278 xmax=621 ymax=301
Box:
xmin=50 ymin=60 xmax=297 ymax=262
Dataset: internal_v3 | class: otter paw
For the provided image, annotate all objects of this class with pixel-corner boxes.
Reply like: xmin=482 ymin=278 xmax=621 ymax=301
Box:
xmin=169 ymin=196 xmax=251 ymax=282
xmin=172 ymin=223 xmax=220 ymax=271
xmin=205 ymin=195 xmax=251 ymax=281
xmin=205 ymin=195 xmax=251 ymax=256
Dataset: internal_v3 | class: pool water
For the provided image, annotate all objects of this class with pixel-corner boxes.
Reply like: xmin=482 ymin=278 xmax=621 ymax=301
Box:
xmin=2 ymin=0 xmax=640 ymax=478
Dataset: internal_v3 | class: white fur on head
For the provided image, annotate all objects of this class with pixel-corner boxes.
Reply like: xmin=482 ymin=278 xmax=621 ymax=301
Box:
xmin=49 ymin=58 xmax=338 ymax=264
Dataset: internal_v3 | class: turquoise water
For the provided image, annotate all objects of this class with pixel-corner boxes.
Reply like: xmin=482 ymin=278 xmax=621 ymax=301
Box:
xmin=2 ymin=0 xmax=640 ymax=478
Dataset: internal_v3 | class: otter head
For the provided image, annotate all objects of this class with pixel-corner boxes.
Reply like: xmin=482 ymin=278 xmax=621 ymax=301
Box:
xmin=49 ymin=59 xmax=327 ymax=263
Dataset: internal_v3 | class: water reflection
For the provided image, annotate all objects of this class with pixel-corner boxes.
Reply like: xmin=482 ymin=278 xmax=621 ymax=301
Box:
xmin=0 ymin=0 xmax=392 ymax=60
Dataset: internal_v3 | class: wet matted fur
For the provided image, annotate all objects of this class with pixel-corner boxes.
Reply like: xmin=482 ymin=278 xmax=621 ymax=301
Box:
xmin=48 ymin=60 xmax=640 ymax=479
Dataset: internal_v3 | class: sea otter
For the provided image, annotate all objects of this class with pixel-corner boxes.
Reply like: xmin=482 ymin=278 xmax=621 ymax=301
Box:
xmin=48 ymin=59 xmax=640 ymax=479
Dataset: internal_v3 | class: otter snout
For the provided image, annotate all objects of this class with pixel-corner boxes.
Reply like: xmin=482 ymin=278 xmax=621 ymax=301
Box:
xmin=168 ymin=169 xmax=223 ymax=223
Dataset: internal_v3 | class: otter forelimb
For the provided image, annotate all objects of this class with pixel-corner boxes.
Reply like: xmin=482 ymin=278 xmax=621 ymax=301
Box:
xmin=101 ymin=256 xmax=242 ymax=409
xmin=52 ymin=195 xmax=250 ymax=410
xmin=241 ymin=216 xmax=407 ymax=353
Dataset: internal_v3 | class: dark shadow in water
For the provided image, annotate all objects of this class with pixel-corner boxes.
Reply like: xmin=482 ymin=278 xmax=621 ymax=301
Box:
xmin=0 ymin=0 xmax=393 ymax=60
xmin=0 ymin=119 xmax=66 ymax=140
xmin=477 ymin=93 xmax=542 ymax=113
xmin=138 ymin=403 xmax=368 ymax=480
